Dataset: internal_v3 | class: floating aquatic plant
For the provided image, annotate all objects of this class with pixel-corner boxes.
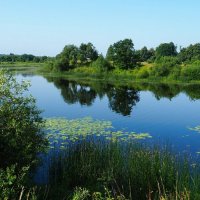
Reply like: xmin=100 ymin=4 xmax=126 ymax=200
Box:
xmin=189 ymin=126 xmax=200 ymax=133
xmin=44 ymin=117 xmax=151 ymax=149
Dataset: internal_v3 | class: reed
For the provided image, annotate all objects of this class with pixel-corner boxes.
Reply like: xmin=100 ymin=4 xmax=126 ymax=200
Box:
xmin=40 ymin=138 xmax=200 ymax=200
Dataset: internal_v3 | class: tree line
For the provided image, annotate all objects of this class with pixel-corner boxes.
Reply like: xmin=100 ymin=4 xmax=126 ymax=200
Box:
xmin=0 ymin=53 xmax=50 ymax=63
xmin=48 ymin=39 xmax=200 ymax=72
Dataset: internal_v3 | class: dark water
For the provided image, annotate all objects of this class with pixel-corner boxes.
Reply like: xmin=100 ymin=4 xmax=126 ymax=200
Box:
xmin=16 ymin=74 xmax=200 ymax=155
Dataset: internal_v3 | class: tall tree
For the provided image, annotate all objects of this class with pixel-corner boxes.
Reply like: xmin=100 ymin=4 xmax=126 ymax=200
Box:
xmin=178 ymin=43 xmax=200 ymax=62
xmin=106 ymin=39 xmax=136 ymax=70
xmin=54 ymin=45 xmax=79 ymax=71
xmin=156 ymin=42 xmax=177 ymax=58
xmin=136 ymin=46 xmax=155 ymax=62
xmin=78 ymin=43 xmax=98 ymax=64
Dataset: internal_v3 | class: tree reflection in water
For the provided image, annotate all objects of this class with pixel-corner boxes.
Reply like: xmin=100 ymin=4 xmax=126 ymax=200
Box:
xmin=45 ymin=76 xmax=200 ymax=116
xmin=45 ymin=77 xmax=140 ymax=116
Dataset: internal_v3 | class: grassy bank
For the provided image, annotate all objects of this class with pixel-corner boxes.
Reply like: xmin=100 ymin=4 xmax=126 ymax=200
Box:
xmin=0 ymin=62 xmax=46 ymax=75
xmin=0 ymin=62 xmax=45 ymax=67
xmin=39 ymin=65 xmax=200 ymax=86
xmin=2 ymin=61 xmax=200 ymax=85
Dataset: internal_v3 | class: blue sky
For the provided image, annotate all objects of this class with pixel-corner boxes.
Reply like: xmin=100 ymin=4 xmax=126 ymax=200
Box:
xmin=0 ymin=0 xmax=200 ymax=56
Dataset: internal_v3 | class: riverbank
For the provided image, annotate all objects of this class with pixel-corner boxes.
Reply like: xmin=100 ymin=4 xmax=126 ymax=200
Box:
xmin=0 ymin=62 xmax=45 ymax=67
xmin=40 ymin=67 xmax=200 ymax=86
xmin=2 ymin=62 xmax=200 ymax=85
xmin=0 ymin=62 xmax=46 ymax=74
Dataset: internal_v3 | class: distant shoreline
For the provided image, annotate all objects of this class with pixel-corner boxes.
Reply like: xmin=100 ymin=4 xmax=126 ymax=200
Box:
xmin=2 ymin=62 xmax=200 ymax=85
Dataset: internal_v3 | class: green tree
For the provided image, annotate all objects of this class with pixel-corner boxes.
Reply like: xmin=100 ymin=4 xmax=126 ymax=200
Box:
xmin=53 ymin=45 xmax=79 ymax=71
xmin=106 ymin=39 xmax=136 ymax=70
xmin=155 ymin=42 xmax=177 ymax=58
xmin=78 ymin=43 xmax=98 ymax=64
xmin=136 ymin=46 xmax=155 ymax=62
xmin=0 ymin=70 xmax=47 ymax=199
xmin=53 ymin=58 xmax=70 ymax=71
xmin=61 ymin=45 xmax=79 ymax=66
xmin=178 ymin=43 xmax=200 ymax=62
xmin=0 ymin=70 xmax=47 ymax=168
xmin=91 ymin=55 xmax=112 ymax=72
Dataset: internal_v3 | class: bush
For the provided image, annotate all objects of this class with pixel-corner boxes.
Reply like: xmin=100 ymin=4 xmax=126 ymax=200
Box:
xmin=167 ymin=66 xmax=181 ymax=80
xmin=150 ymin=57 xmax=180 ymax=77
xmin=181 ymin=64 xmax=200 ymax=80
xmin=53 ymin=58 xmax=70 ymax=72
xmin=0 ymin=70 xmax=48 ymax=199
xmin=136 ymin=66 xmax=150 ymax=79
xmin=91 ymin=55 xmax=112 ymax=72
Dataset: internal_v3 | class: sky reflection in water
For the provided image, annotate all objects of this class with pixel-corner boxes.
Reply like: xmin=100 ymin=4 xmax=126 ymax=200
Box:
xmin=16 ymin=74 xmax=200 ymax=154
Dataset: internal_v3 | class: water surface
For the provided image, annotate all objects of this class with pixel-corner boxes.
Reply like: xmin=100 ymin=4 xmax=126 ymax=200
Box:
xmin=16 ymin=74 xmax=200 ymax=154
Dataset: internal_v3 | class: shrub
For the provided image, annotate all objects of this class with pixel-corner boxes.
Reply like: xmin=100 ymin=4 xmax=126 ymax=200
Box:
xmin=0 ymin=70 xmax=48 ymax=199
xmin=136 ymin=66 xmax=150 ymax=79
xmin=168 ymin=66 xmax=181 ymax=80
xmin=150 ymin=57 xmax=180 ymax=77
xmin=91 ymin=55 xmax=112 ymax=72
xmin=181 ymin=63 xmax=200 ymax=81
xmin=53 ymin=58 xmax=70 ymax=72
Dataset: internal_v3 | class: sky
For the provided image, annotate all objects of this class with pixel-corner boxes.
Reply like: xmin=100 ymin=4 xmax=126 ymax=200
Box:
xmin=0 ymin=0 xmax=200 ymax=56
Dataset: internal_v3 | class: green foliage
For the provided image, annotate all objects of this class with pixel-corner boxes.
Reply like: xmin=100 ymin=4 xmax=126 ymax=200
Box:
xmin=0 ymin=70 xmax=48 ymax=199
xmin=60 ymin=45 xmax=79 ymax=66
xmin=0 ymin=53 xmax=49 ymax=63
xmin=0 ymin=165 xmax=31 ymax=200
xmin=44 ymin=139 xmax=200 ymax=200
xmin=72 ymin=187 xmax=126 ymax=200
xmin=72 ymin=187 xmax=90 ymax=200
xmin=53 ymin=58 xmax=70 ymax=71
xmin=51 ymin=43 xmax=98 ymax=72
xmin=0 ymin=165 xmax=17 ymax=199
xmin=0 ymin=70 xmax=47 ymax=169
xmin=156 ymin=42 xmax=177 ymax=58
xmin=150 ymin=57 xmax=180 ymax=77
xmin=181 ymin=62 xmax=200 ymax=80
xmin=78 ymin=43 xmax=98 ymax=63
xmin=136 ymin=46 xmax=155 ymax=62
xmin=53 ymin=45 xmax=79 ymax=71
xmin=136 ymin=66 xmax=150 ymax=79
xmin=45 ymin=40 xmax=200 ymax=82
xmin=91 ymin=55 xmax=112 ymax=72
xmin=179 ymin=43 xmax=200 ymax=62
xmin=106 ymin=39 xmax=137 ymax=70
xmin=151 ymin=64 xmax=170 ymax=77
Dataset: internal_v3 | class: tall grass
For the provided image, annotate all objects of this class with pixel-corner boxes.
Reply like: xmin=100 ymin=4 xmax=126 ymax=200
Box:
xmin=38 ymin=139 xmax=200 ymax=200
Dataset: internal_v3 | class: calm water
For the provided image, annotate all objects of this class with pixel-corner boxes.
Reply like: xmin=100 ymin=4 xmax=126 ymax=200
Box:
xmin=16 ymin=74 xmax=200 ymax=154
